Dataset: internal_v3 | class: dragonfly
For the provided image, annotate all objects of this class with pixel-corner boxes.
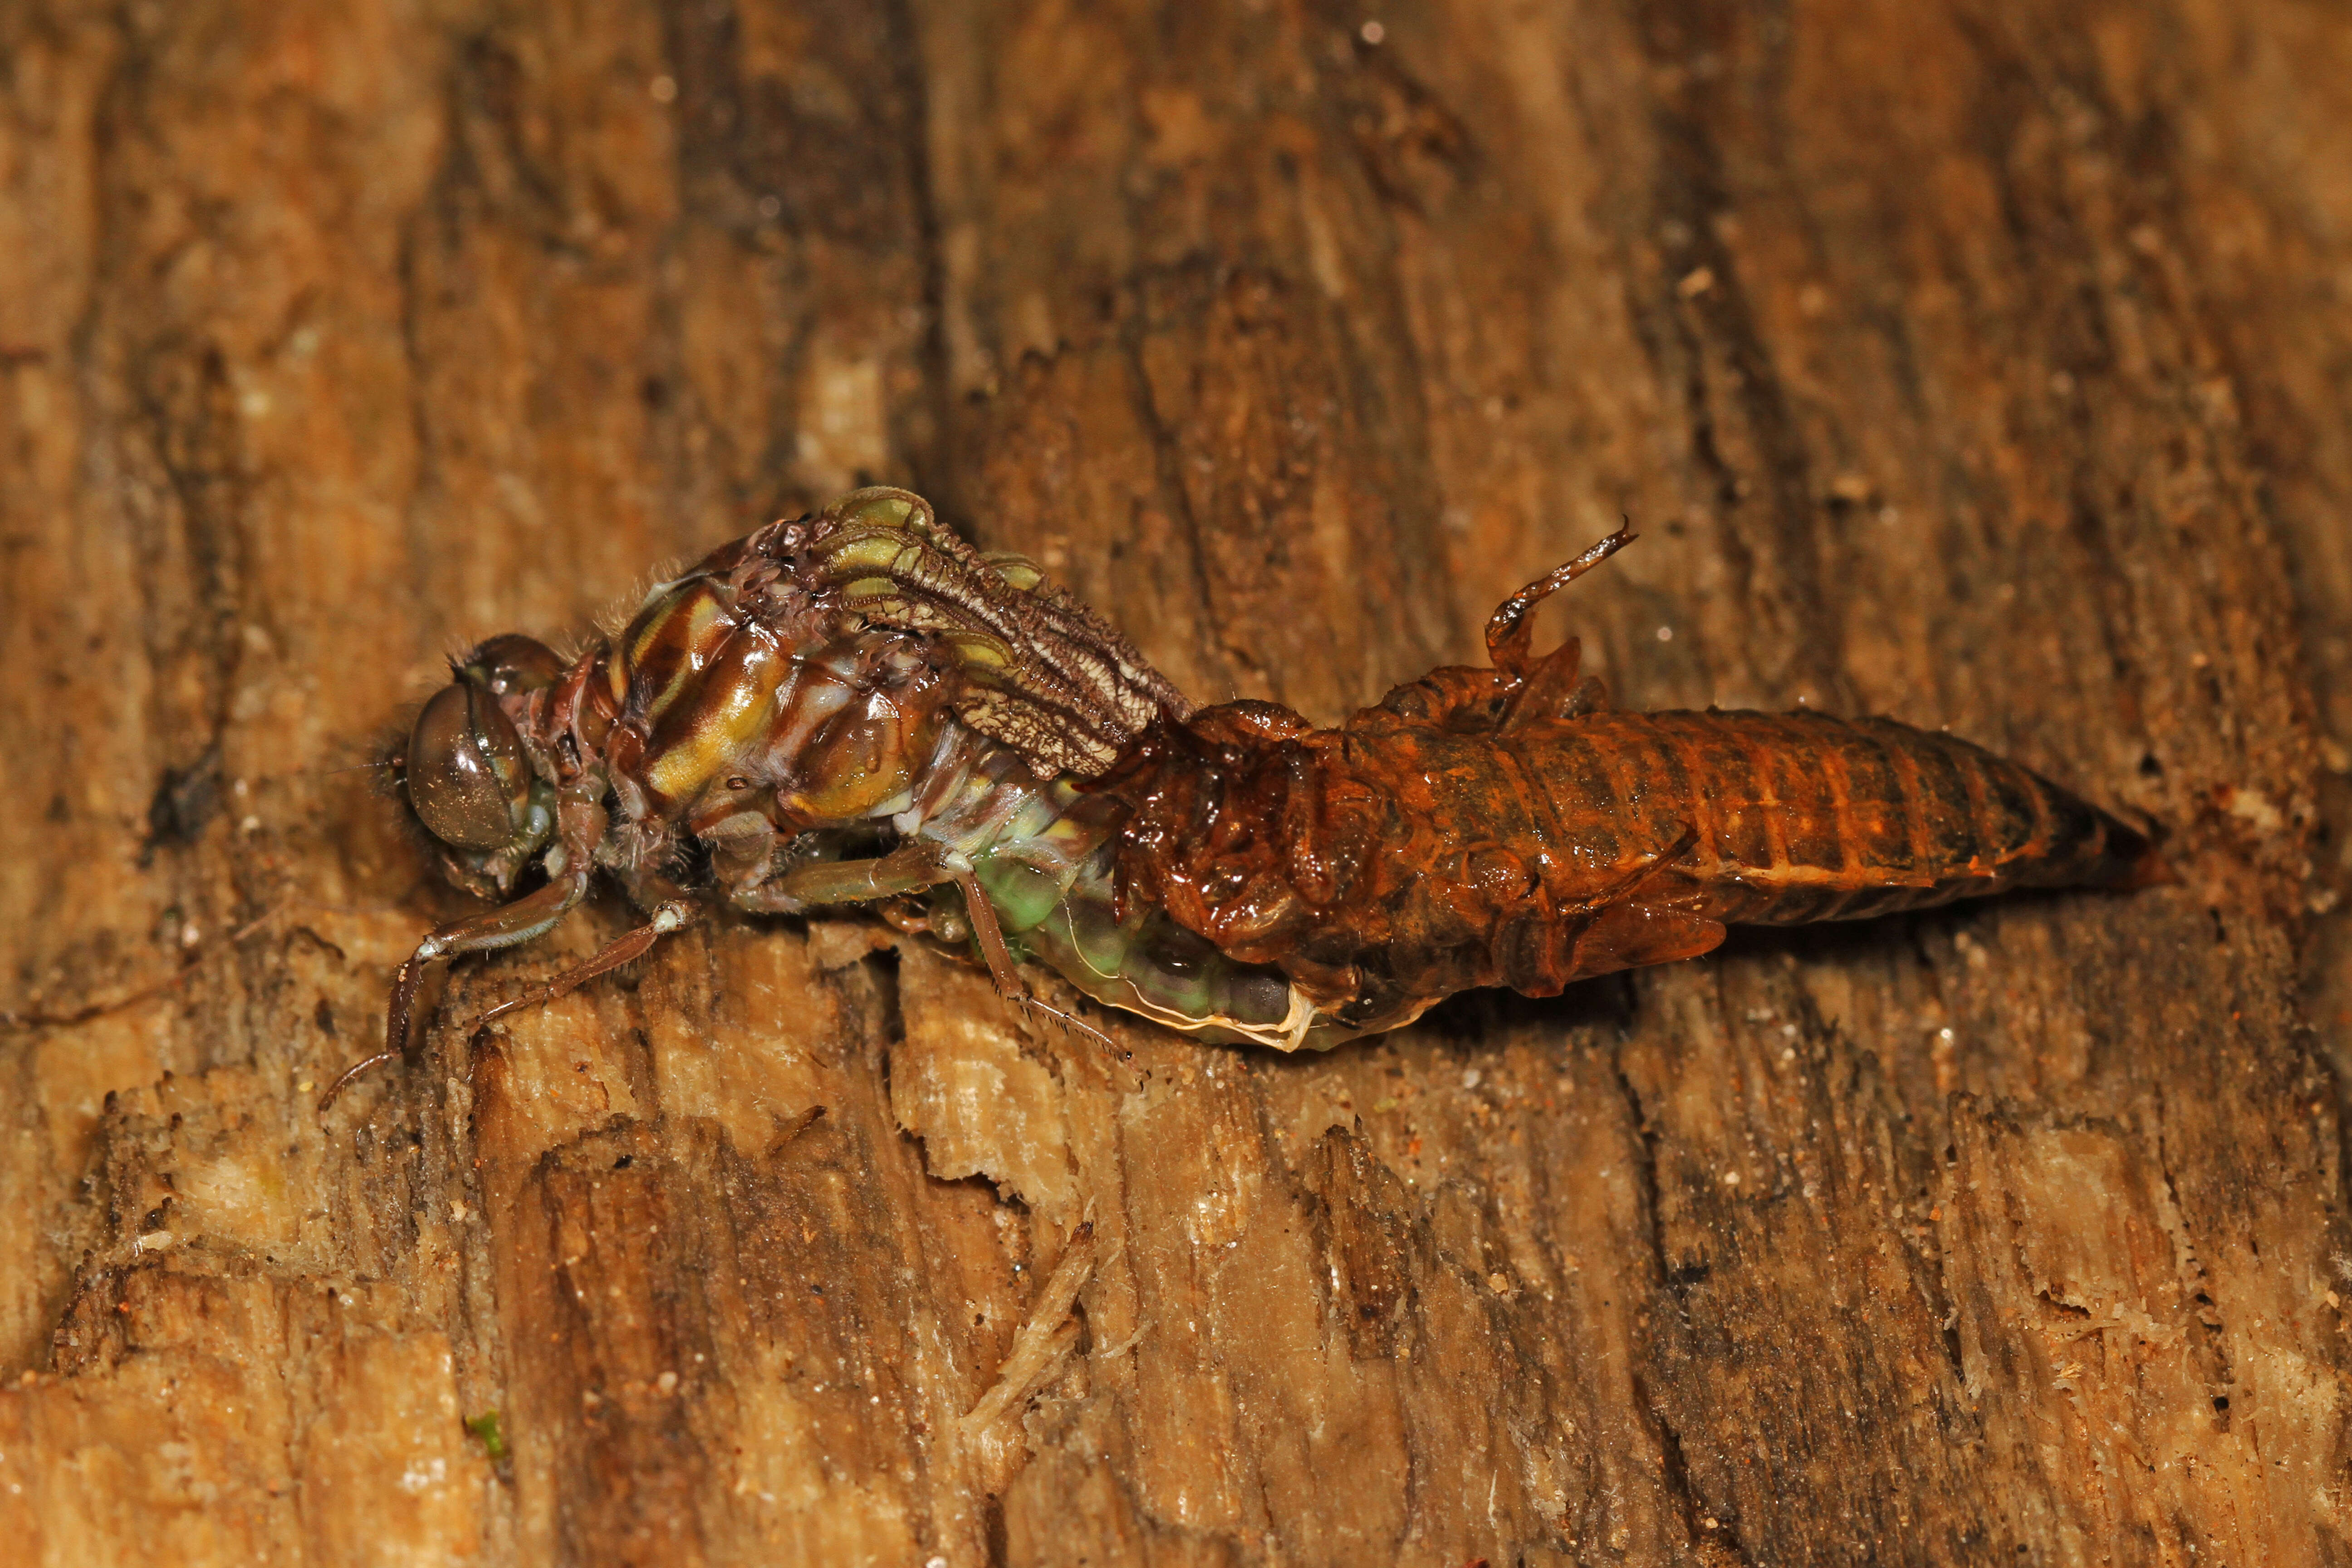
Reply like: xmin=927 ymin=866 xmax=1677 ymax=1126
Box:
xmin=321 ymin=488 xmax=2156 ymax=1106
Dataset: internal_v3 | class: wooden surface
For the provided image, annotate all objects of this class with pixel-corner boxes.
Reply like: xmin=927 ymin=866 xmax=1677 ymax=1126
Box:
xmin=2 ymin=1 xmax=2348 ymax=1562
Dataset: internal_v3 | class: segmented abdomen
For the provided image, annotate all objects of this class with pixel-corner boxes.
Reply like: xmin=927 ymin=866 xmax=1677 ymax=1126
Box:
xmin=1532 ymin=709 xmax=2151 ymax=924
xmin=1102 ymin=701 xmax=2153 ymax=1035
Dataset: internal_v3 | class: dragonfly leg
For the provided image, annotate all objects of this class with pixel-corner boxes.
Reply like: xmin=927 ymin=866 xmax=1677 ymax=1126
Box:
xmin=320 ymin=790 xmax=606 ymax=1112
xmin=1575 ymin=821 xmax=1701 ymax=909
xmin=745 ymin=842 xmax=1119 ymax=1054
xmin=1484 ymin=524 xmax=1637 ymax=681
xmin=755 ymin=840 xmax=954 ymax=908
xmin=951 ymin=868 xmax=1118 ymax=1055
xmin=466 ymin=899 xmax=700 ymax=1034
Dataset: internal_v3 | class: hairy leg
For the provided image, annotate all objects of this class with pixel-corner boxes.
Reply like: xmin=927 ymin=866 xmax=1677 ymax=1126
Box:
xmin=737 ymin=840 xmax=956 ymax=912
xmin=465 ymin=900 xmax=699 ymax=1034
xmin=319 ymin=789 xmax=607 ymax=1112
xmin=951 ymin=868 xmax=1118 ymax=1055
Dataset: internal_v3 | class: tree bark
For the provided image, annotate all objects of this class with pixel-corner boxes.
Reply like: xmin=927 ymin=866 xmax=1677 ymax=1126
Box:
xmin=3 ymin=1 xmax=2348 ymax=1563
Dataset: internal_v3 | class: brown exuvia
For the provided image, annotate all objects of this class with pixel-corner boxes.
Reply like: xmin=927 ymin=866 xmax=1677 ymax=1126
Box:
xmin=325 ymin=490 xmax=2157 ymax=1102
xmin=1096 ymin=523 xmax=2156 ymax=1039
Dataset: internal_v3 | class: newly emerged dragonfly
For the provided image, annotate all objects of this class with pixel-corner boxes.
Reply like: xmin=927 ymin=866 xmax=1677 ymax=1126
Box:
xmin=322 ymin=488 xmax=2155 ymax=1104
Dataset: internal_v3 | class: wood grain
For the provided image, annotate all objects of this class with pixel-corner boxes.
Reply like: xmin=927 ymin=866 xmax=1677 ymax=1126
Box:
xmin=2 ymin=0 xmax=2347 ymax=1562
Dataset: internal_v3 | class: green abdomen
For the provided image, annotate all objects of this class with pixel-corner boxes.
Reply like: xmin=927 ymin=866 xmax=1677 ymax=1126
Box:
xmin=951 ymin=782 xmax=1314 ymax=1049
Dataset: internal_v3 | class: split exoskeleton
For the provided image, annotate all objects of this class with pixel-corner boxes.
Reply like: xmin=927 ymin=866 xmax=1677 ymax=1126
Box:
xmin=326 ymin=488 xmax=2155 ymax=1106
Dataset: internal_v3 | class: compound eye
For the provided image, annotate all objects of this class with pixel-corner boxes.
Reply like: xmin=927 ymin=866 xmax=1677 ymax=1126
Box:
xmin=462 ymin=634 xmax=566 ymax=696
xmin=407 ymin=682 xmax=530 ymax=851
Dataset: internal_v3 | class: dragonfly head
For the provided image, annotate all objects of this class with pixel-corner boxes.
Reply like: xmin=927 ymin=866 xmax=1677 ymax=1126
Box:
xmin=404 ymin=635 xmax=564 ymax=880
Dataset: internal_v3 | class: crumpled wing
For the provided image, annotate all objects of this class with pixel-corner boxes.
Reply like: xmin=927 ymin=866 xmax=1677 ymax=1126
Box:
xmin=797 ymin=487 xmax=1193 ymax=778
